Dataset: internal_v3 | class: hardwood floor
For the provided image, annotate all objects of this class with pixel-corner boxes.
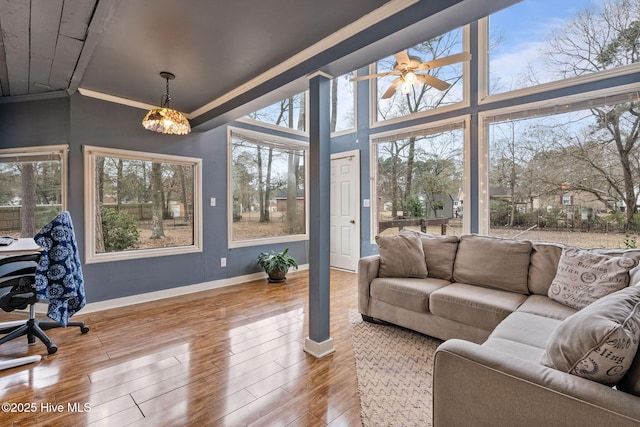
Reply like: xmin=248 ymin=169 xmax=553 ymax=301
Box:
xmin=0 ymin=269 xmax=363 ymax=426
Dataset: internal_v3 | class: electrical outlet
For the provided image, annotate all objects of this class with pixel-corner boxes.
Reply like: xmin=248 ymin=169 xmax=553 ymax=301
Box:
xmin=363 ymin=199 xmax=370 ymax=207
xmin=210 ymin=197 xmax=216 ymax=207
xmin=220 ymin=257 xmax=226 ymax=267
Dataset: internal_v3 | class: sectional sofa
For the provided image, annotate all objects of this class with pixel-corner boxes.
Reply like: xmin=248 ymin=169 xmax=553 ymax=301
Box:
xmin=357 ymin=232 xmax=640 ymax=426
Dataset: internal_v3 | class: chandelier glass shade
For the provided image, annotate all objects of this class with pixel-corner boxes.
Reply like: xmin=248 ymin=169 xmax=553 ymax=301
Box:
xmin=142 ymin=72 xmax=191 ymax=135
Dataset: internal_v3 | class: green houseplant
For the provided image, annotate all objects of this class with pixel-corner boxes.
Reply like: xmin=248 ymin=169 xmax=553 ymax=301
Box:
xmin=257 ymin=248 xmax=298 ymax=283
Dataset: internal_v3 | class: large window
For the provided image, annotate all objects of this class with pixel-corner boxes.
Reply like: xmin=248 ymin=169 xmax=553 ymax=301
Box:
xmin=0 ymin=145 xmax=67 ymax=237
xmin=228 ymin=128 xmax=308 ymax=247
xmin=370 ymin=120 xmax=466 ymax=240
xmin=374 ymin=27 xmax=467 ymax=123
xmin=485 ymin=89 xmax=640 ymax=248
xmin=486 ymin=0 xmax=640 ymax=97
xmin=84 ymin=146 xmax=202 ymax=263
xmin=243 ymin=92 xmax=307 ymax=133
xmin=330 ymin=72 xmax=356 ymax=134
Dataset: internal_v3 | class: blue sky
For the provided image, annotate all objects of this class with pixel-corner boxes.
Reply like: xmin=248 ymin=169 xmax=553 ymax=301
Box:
xmin=489 ymin=0 xmax=607 ymax=91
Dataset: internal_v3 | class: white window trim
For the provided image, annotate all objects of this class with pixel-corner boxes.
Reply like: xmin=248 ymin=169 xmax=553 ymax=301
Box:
xmin=227 ymin=126 xmax=310 ymax=249
xmin=83 ymin=145 xmax=203 ymax=264
xmin=477 ymin=83 xmax=640 ymax=236
xmin=370 ymin=25 xmax=471 ymax=129
xmin=478 ymin=17 xmax=640 ymax=106
xmin=0 ymin=144 xmax=69 ymax=214
xmin=368 ymin=116 xmax=470 ymax=244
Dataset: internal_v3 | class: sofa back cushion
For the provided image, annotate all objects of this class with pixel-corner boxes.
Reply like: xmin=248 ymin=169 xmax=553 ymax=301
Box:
xmin=453 ymin=234 xmax=532 ymax=294
xmin=528 ymin=243 xmax=564 ymax=295
xmin=375 ymin=233 xmax=428 ymax=278
xmin=420 ymin=233 xmax=459 ymax=281
xmin=549 ymin=247 xmax=638 ymax=310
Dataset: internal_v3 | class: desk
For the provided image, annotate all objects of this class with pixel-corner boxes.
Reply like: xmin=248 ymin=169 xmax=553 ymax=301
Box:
xmin=0 ymin=238 xmax=42 ymax=256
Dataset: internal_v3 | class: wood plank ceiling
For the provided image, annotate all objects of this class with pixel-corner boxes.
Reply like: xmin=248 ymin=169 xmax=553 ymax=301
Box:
xmin=0 ymin=0 xmax=96 ymax=97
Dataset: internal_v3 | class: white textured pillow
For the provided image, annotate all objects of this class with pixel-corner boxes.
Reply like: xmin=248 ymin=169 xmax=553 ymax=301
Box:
xmin=548 ymin=247 xmax=638 ymax=310
xmin=540 ymin=286 xmax=640 ymax=386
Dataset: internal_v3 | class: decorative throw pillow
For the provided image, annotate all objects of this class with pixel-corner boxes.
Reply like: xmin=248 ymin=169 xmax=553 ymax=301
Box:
xmin=548 ymin=247 xmax=638 ymax=310
xmin=540 ymin=286 xmax=640 ymax=386
xmin=375 ymin=233 xmax=428 ymax=278
xmin=397 ymin=230 xmax=458 ymax=281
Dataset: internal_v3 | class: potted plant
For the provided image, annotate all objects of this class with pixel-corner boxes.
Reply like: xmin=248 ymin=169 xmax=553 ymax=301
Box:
xmin=257 ymin=248 xmax=298 ymax=283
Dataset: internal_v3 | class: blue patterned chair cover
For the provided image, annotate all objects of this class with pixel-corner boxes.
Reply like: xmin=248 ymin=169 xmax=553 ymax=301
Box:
xmin=34 ymin=211 xmax=86 ymax=327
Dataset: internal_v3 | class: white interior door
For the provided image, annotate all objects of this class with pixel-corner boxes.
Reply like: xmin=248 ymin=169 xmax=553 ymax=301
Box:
xmin=330 ymin=151 xmax=360 ymax=271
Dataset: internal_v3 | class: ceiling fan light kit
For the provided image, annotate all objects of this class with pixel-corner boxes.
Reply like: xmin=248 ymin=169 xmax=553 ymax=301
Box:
xmin=354 ymin=50 xmax=471 ymax=99
xmin=142 ymin=72 xmax=191 ymax=135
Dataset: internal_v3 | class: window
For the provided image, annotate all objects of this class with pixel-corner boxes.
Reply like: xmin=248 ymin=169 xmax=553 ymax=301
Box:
xmin=243 ymin=91 xmax=307 ymax=133
xmin=374 ymin=27 xmax=467 ymax=123
xmin=485 ymin=0 xmax=640 ymax=97
xmin=84 ymin=146 xmax=202 ymax=263
xmin=0 ymin=145 xmax=67 ymax=237
xmin=370 ymin=120 xmax=466 ymax=241
xmin=228 ymin=128 xmax=308 ymax=247
xmin=330 ymin=72 xmax=356 ymax=134
xmin=485 ymin=89 xmax=640 ymax=248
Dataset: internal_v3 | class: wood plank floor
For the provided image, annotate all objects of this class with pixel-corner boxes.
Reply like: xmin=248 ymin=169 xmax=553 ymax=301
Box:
xmin=0 ymin=269 xmax=363 ymax=426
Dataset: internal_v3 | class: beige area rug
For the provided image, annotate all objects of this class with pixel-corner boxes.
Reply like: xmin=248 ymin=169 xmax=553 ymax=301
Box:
xmin=349 ymin=310 xmax=442 ymax=427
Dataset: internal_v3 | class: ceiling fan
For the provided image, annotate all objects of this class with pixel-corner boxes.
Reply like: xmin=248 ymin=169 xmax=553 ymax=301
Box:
xmin=352 ymin=50 xmax=471 ymax=99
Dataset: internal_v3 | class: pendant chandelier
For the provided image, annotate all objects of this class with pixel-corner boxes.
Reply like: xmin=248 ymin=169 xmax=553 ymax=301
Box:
xmin=142 ymin=71 xmax=191 ymax=135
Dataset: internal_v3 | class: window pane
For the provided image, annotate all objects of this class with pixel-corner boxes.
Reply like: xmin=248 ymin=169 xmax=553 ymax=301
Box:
xmin=488 ymin=0 xmax=640 ymax=95
xmin=0 ymin=147 xmax=65 ymax=237
xmin=85 ymin=146 xmax=201 ymax=262
xmin=230 ymin=131 xmax=307 ymax=244
xmin=374 ymin=128 xmax=464 ymax=237
xmin=488 ymin=97 xmax=640 ymax=248
xmin=375 ymin=28 xmax=465 ymax=122
xmin=245 ymin=92 xmax=306 ymax=131
xmin=331 ymin=72 xmax=355 ymax=133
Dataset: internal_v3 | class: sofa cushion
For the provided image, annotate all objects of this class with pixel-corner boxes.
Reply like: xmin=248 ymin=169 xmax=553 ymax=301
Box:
xmin=419 ymin=233 xmax=459 ymax=281
xmin=483 ymin=338 xmax=546 ymax=364
xmin=540 ymin=286 xmax=640 ymax=386
xmin=430 ymin=283 xmax=527 ymax=331
xmin=515 ymin=295 xmax=577 ymax=321
xmin=489 ymin=311 xmax=563 ymax=350
xmin=370 ymin=277 xmax=450 ymax=313
xmin=375 ymin=233 xmax=428 ymax=278
xmin=528 ymin=243 xmax=563 ymax=295
xmin=453 ymin=234 xmax=532 ymax=294
xmin=548 ymin=247 xmax=638 ymax=310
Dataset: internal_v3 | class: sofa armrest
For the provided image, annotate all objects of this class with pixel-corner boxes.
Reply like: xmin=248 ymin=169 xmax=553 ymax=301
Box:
xmin=357 ymin=255 xmax=380 ymax=315
xmin=433 ymin=339 xmax=640 ymax=427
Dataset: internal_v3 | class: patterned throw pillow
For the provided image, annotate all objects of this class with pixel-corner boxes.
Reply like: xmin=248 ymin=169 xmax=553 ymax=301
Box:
xmin=540 ymin=286 xmax=640 ymax=386
xmin=375 ymin=233 xmax=428 ymax=278
xmin=548 ymin=247 xmax=638 ymax=310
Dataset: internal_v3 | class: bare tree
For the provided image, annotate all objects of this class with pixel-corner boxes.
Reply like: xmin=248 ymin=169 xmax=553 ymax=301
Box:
xmin=541 ymin=0 xmax=640 ymax=227
xmin=150 ymin=162 xmax=165 ymax=239
xmin=20 ymin=163 xmax=36 ymax=237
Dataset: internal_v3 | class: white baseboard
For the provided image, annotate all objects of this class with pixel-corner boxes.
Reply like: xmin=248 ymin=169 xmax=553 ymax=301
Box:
xmin=31 ymin=264 xmax=309 ymax=315
xmin=303 ymin=337 xmax=335 ymax=358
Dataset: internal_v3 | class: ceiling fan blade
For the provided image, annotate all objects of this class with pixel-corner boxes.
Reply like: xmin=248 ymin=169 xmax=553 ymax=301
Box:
xmin=416 ymin=73 xmax=451 ymax=91
xmin=417 ymin=52 xmax=471 ymax=71
xmin=393 ymin=50 xmax=411 ymax=68
xmin=381 ymin=78 xmax=402 ymax=99
xmin=350 ymin=71 xmax=399 ymax=82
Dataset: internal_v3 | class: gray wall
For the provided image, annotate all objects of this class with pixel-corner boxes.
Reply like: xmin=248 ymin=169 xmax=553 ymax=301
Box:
xmin=1 ymin=94 xmax=308 ymax=302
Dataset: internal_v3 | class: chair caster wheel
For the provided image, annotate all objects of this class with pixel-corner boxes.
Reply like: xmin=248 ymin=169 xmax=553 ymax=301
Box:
xmin=81 ymin=326 xmax=89 ymax=334
xmin=47 ymin=345 xmax=58 ymax=355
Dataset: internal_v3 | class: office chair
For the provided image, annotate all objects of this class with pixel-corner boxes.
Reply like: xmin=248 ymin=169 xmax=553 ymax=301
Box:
xmin=0 ymin=253 xmax=89 ymax=354
xmin=0 ymin=211 xmax=90 ymax=355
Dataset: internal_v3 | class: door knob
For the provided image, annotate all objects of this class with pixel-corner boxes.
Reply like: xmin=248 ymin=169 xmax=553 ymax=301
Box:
xmin=350 ymin=220 xmax=355 ymax=224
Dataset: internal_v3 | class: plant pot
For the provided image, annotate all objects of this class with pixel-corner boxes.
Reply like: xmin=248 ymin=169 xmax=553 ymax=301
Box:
xmin=267 ymin=267 xmax=288 ymax=283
